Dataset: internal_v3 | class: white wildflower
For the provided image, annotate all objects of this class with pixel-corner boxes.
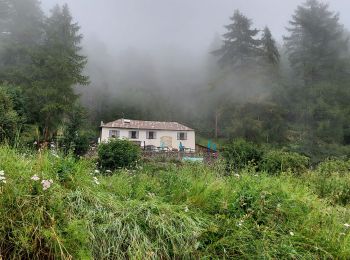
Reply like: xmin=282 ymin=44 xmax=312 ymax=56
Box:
xmin=234 ymin=173 xmax=240 ymax=178
xmin=147 ymin=192 xmax=155 ymax=198
xmin=41 ymin=179 xmax=53 ymax=190
xmin=344 ymin=223 xmax=350 ymax=228
xmin=0 ymin=170 xmax=6 ymax=183
xmin=106 ymin=170 xmax=112 ymax=173
xmin=184 ymin=206 xmax=189 ymax=212
xmin=94 ymin=169 xmax=100 ymax=174
xmin=31 ymin=174 xmax=40 ymax=181
xmin=237 ymin=220 xmax=244 ymax=227
xmin=290 ymin=231 xmax=294 ymax=236
xmin=93 ymin=177 xmax=100 ymax=185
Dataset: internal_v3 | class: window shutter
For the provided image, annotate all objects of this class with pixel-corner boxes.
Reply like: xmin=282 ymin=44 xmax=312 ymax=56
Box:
xmin=177 ymin=132 xmax=180 ymax=140
xmin=136 ymin=131 xmax=139 ymax=139
xmin=128 ymin=131 xmax=132 ymax=139
xmin=184 ymin=132 xmax=187 ymax=140
xmin=109 ymin=130 xmax=113 ymax=137
xmin=154 ymin=131 xmax=157 ymax=139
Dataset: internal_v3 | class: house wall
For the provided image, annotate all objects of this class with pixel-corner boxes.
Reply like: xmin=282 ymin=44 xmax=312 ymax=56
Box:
xmin=100 ymin=128 xmax=196 ymax=150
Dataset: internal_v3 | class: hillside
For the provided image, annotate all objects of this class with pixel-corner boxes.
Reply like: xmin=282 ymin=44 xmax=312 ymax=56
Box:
xmin=1 ymin=146 xmax=350 ymax=259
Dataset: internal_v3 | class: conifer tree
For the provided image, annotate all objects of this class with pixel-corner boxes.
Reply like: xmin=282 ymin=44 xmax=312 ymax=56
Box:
xmin=261 ymin=26 xmax=280 ymax=66
xmin=284 ymin=0 xmax=348 ymax=84
xmin=0 ymin=0 xmax=44 ymax=82
xmin=213 ymin=10 xmax=261 ymax=70
xmin=26 ymin=4 xmax=88 ymax=140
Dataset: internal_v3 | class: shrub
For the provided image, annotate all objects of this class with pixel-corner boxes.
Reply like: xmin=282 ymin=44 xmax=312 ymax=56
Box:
xmin=98 ymin=139 xmax=141 ymax=170
xmin=260 ymin=150 xmax=310 ymax=175
xmin=222 ymin=139 xmax=262 ymax=171
xmin=317 ymin=158 xmax=350 ymax=176
xmin=305 ymin=159 xmax=350 ymax=205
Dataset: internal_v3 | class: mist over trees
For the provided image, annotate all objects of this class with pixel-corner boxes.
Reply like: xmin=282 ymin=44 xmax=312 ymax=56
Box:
xmin=0 ymin=0 xmax=88 ymax=146
xmin=0 ymin=0 xmax=350 ymax=160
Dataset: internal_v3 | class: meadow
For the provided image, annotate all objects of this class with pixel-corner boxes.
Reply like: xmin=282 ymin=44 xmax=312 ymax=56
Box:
xmin=0 ymin=146 xmax=350 ymax=259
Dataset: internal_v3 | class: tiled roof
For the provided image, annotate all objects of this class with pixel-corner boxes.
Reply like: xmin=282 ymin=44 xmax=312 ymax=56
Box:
xmin=101 ymin=119 xmax=194 ymax=131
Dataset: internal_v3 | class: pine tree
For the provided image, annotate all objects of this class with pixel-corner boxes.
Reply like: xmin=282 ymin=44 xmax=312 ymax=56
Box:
xmin=261 ymin=26 xmax=280 ymax=66
xmin=26 ymin=4 xmax=89 ymax=141
xmin=0 ymin=0 xmax=44 ymax=82
xmin=212 ymin=10 xmax=261 ymax=70
xmin=284 ymin=0 xmax=348 ymax=85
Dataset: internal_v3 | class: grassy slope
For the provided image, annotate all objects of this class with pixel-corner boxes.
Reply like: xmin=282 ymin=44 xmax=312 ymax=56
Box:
xmin=0 ymin=146 xmax=350 ymax=259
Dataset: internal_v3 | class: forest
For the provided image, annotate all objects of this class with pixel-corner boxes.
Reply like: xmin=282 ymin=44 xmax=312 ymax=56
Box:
xmin=1 ymin=0 xmax=350 ymax=161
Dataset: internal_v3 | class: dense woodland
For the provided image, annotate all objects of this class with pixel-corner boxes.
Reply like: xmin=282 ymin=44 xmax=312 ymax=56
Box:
xmin=1 ymin=0 xmax=350 ymax=161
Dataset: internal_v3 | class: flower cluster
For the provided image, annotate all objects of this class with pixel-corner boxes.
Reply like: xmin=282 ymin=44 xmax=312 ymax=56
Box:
xmin=0 ymin=170 xmax=6 ymax=184
xmin=30 ymin=174 xmax=53 ymax=190
xmin=41 ymin=179 xmax=53 ymax=190
xmin=31 ymin=174 xmax=40 ymax=181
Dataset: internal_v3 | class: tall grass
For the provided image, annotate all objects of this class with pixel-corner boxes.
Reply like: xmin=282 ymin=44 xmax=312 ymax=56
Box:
xmin=0 ymin=146 xmax=350 ymax=259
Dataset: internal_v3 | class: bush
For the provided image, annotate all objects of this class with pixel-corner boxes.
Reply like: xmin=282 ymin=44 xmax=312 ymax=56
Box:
xmin=222 ymin=139 xmax=262 ymax=171
xmin=260 ymin=150 xmax=310 ymax=175
xmin=305 ymin=159 xmax=350 ymax=205
xmin=98 ymin=139 xmax=141 ymax=170
xmin=317 ymin=158 xmax=350 ymax=176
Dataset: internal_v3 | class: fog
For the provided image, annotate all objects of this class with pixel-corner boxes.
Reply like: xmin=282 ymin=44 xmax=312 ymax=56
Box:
xmin=37 ymin=0 xmax=350 ymax=131
xmin=40 ymin=0 xmax=350 ymax=54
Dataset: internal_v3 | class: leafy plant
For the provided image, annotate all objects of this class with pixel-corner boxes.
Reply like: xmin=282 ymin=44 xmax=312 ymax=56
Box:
xmin=98 ymin=139 xmax=141 ymax=170
xmin=222 ymin=139 xmax=262 ymax=171
xmin=260 ymin=150 xmax=310 ymax=175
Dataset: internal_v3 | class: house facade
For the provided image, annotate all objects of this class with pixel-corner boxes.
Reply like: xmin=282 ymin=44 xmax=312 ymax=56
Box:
xmin=100 ymin=119 xmax=195 ymax=151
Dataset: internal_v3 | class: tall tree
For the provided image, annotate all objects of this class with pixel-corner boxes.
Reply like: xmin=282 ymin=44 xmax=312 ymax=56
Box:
xmin=284 ymin=0 xmax=348 ymax=85
xmin=25 ymin=4 xmax=88 ymax=141
xmin=261 ymin=26 xmax=280 ymax=66
xmin=0 ymin=0 xmax=44 ymax=82
xmin=213 ymin=10 xmax=261 ymax=70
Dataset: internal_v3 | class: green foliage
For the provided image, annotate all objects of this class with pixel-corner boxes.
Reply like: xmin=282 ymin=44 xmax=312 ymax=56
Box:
xmin=228 ymin=102 xmax=288 ymax=144
xmin=260 ymin=150 xmax=310 ymax=175
xmin=1 ymin=146 xmax=350 ymax=258
xmin=98 ymin=139 xmax=141 ymax=170
xmin=213 ymin=9 xmax=260 ymax=70
xmin=284 ymin=0 xmax=348 ymax=84
xmin=0 ymin=1 xmax=88 ymax=142
xmin=301 ymin=159 xmax=350 ymax=206
xmin=222 ymin=139 xmax=262 ymax=170
xmin=0 ymin=86 xmax=21 ymax=144
xmin=261 ymin=26 xmax=280 ymax=66
xmin=60 ymin=104 xmax=94 ymax=156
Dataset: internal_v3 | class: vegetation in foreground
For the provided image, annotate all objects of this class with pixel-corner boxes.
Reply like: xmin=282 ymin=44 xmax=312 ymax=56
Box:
xmin=1 ymin=146 xmax=350 ymax=259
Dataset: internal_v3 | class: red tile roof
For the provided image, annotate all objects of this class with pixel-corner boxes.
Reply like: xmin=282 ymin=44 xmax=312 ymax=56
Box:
xmin=101 ymin=119 xmax=194 ymax=131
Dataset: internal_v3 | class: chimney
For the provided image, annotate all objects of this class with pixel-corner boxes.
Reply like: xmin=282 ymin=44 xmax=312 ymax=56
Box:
xmin=100 ymin=121 xmax=104 ymax=126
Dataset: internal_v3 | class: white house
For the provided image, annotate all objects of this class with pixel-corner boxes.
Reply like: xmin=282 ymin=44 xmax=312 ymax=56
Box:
xmin=100 ymin=119 xmax=196 ymax=151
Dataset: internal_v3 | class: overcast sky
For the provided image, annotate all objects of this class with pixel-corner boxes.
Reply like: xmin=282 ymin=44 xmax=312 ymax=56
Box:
xmin=40 ymin=0 xmax=350 ymax=55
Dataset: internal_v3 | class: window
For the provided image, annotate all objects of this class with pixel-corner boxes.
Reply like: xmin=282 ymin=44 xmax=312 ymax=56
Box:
xmin=177 ymin=132 xmax=187 ymax=140
xmin=129 ymin=130 xmax=139 ymax=139
xmin=109 ymin=130 xmax=119 ymax=138
xmin=147 ymin=131 xmax=156 ymax=139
